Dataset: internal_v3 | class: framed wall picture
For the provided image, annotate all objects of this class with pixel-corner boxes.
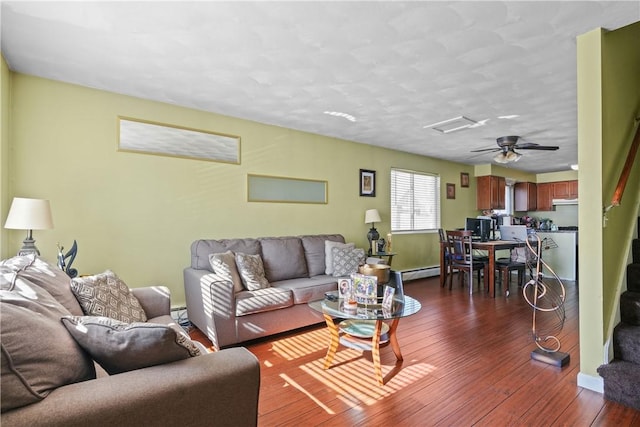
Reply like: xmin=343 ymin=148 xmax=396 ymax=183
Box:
xmin=461 ymin=172 xmax=470 ymax=188
xmin=360 ymin=169 xmax=376 ymax=197
xmin=446 ymin=183 xmax=456 ymax=199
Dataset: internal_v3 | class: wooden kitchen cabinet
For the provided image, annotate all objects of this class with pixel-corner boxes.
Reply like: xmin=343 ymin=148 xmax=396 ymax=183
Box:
xmin=552 ymin=180 xmax=578 ymax=200
xmin=536 ymin=182 xmax=553 ymax=211
xmin=552 ymin=181 xmax=570 ymax=199
xmin=568 ymin=180 xmax=578 ymax=198
xmin=476 ymin=175 xmax=505 ymax=210
xmin=514 ymin=182 xmax=537 ymax=211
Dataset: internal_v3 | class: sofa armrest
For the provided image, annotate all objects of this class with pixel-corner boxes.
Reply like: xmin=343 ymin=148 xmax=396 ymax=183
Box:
xmin=184 ymin=268 xmax=237 ymax=349
xmin=131 ymin=285 xmax=171 ymax=318
xmin=1 ymin=348 xmax=260 ymax=427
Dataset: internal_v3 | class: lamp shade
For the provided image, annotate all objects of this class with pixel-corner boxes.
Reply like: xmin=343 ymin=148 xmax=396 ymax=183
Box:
xmin=364 ymin=209 xmax=381 ymax=224
xmin=4 ymin=198 xmax=54 ymax=230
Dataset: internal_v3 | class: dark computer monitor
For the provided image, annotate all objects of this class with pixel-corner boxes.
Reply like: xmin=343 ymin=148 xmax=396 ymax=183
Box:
xmin=465 ymin=218 xmax=491 ymax=241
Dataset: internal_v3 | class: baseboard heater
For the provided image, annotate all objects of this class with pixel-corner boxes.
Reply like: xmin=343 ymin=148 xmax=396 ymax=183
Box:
xmin=400 ymin=265 xmax=440 ymax=281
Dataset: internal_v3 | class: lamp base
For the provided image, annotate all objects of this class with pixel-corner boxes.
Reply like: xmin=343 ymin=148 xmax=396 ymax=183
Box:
xmin=17 ymin=237 xmax=40 ymax=257
xmin=367 ymin=227 xmax=380 ymax=256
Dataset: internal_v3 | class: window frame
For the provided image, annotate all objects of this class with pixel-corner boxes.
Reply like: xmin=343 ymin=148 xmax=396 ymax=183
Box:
xmin=390 ymin=168 xmax=441 ymax=234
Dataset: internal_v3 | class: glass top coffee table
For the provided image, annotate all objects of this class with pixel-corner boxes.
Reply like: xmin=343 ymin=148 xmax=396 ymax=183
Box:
xmin=308 ymin=291 xmax=421 ymax=386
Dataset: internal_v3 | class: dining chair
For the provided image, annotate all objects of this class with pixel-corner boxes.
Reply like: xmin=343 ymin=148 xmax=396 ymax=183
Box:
xmin=446 ymin=230 xmax=488 ymax=294
xmin=438 ymin=228 xmax=454 ymax=287
xmin=495 ymin=243 xmax=537 ymax=296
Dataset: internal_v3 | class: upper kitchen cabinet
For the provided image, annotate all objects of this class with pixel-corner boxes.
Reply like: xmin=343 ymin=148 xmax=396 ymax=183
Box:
xmin=568 ymin=180 xmax=578 ymax=198
xmin=514 ymin=182 xmax=537 ymax=211
xmin=536 ymin=182 xmax=553 ymax=211
xmin=552 ymin=180 xmax=579 ymax=199
xmin=477 ymin=175 xmax=505 ymax=210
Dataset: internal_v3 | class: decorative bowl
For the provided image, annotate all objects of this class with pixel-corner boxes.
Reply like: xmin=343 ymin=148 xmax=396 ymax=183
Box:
xmin=358 ymin=263 xmax=390 ymax=284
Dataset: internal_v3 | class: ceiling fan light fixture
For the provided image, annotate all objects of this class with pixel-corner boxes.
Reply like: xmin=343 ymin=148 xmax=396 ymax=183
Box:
xmin=493 ymin=152 xmax=509 ymax=163
xmin=493 ymin=150 xmax=522 ymax=164
xmin=507 ymin=151 xmax=522 ymax=162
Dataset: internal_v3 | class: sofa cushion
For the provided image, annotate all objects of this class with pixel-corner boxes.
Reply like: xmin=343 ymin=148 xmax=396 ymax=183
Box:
xmin=300 ymin=234 xmax=346 ymax=277
xmin=209 ymin=251 xmax=244 ymax=293
xmin=235 ymin=253 xmax=270 ymax=291
xmin=271 ymin=275 xmax=338 ymax=304
xmin=259 ymin=237 xmax=308 ymax=282
xmin=71 ymin=270 xmax=148 ymax=323
xmin=0 ymin=273 xmax=95 ymax=412
xmin=191 ymin=238 xmax=261 ymax=271
xmin=0 ymin=255 xmax=84 ymax=315
xmin=332 ymin=247 xmax=366 ymax=277
xmin=235 ymin=287 xmax=293 ymax=316
xmin=324 ymin=241 xmax=355 ymax=275
xmin=61 ymin=316 xmax=202 ymax=375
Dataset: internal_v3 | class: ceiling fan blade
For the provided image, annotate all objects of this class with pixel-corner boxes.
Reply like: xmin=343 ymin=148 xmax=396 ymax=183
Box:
xmin=470 ymin=147 xmax=500 ymax=153
xmin=514 ymin=142 xmax=539 ymax=149
xmin=517 ymin=145 xmax=559 ymax=151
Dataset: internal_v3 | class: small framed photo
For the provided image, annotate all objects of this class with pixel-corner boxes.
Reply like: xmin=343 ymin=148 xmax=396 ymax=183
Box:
xmin=446 ymin=183 xmax=456 ymax=199
xmin=359 ymin=169 xmax=376 ymax=197
xmin=461 ymin=172 xmax=470 ymax=188
xmin=382 ymin=285 xmax=395 ymax=310
xmin=338 ymin=278 xmax=352 ymax=299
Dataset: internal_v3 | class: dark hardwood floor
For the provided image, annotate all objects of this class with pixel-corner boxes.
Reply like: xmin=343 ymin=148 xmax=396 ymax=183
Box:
xmin=190 ymin=275 xmax=640 ymax=426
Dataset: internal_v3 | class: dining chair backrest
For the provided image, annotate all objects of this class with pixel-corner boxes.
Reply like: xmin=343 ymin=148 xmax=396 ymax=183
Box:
xmin=446 ymin=230 xmax=475 ymax=266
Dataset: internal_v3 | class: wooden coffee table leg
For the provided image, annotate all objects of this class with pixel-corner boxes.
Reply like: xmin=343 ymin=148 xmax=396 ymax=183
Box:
xmin=388 ymin=318 xmax=403 ymax=361
xmin=372 ymin=320 xmax=384 ymax=385
xmin=323 ymin=313 xmax=339 ymax=370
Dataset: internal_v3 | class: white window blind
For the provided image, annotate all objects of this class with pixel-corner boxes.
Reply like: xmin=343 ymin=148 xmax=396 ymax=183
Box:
xmin=391 ymin=169 xmax=441 ymax=232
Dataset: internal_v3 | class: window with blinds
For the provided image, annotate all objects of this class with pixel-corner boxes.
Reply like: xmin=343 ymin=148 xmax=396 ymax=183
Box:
xmin=391 ymin=168 xmax=441 ymax=232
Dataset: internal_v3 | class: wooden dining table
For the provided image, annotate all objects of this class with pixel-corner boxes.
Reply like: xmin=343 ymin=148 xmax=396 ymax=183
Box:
xmin=440 ymin=239 xmax=524 ymax=297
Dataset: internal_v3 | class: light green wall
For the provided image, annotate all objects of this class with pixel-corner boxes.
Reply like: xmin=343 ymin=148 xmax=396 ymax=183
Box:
xmin=1 ymin=54 xmax=10 ymax=256
xmin=536 ymin=170 xmax=578 ymax=183
xmin=4 ymin=74 xmax=479 ymax=305
xmin=577 ymin=22 xmax=640 ymax=385
xmin=473 ymin=164 xmax=537 ymax=182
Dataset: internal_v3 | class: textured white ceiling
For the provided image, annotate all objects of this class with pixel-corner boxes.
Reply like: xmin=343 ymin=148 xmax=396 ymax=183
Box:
xmin=2 ymin=1 xmax=639 ymax=173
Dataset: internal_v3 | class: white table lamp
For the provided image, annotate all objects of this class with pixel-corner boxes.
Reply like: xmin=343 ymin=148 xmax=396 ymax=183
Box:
xmin=4 ymin=197 xmax=54 ymax=256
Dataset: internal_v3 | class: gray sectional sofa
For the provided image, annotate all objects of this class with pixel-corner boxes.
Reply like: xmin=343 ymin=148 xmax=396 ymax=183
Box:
xmin=184 ymin=234 xmax=349 ymax=348
xmin=1 ymin=256 xmax=260 ymax=427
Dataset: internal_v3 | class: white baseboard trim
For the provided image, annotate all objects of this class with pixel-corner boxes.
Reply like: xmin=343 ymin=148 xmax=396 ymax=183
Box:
xmin=401 ymin=266 xmax=440 ymax=281
xmin=577 ymin=372 xmax=604 ymax=394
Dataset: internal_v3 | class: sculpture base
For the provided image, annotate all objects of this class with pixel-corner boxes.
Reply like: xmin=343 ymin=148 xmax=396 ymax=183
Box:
xmin=531 ymin=348 xmax=570 ymax=367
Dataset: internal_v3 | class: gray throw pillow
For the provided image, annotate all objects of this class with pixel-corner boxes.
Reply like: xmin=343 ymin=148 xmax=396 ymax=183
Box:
xmin=331 ymin=247 xmax=366 ymax=277
xmin=0 ymin=272 xmax=95 ymax=412
xmin=209 ymin=251 xmax=244 ymax=293
xmin=325 ymin=241 xmax=355 ymax=275
xmin=61 ymin=316 xmax=202 ymax=375
xmin=0 ymin=255 xmax=84 ymax=315
xmin=71 ymin=270 xmax=147 ymax=323
xmin=235 ymin=253 xmax=270 ymax=291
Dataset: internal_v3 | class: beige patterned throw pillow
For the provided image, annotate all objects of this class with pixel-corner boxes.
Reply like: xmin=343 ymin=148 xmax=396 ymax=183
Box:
xmin=209 ymin=251 xmax=244 ymax=293
xmin=324 ymin=241 xmax=355 ymax=275
xmin=70 ymin=270 xmax=147 ymax=323
xmin=235 ymin=253 xmax=270 ymax=291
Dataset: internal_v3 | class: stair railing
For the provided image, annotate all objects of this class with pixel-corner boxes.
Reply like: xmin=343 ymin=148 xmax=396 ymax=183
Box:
xmin=603 ymin=116 xmax=640 ymax=225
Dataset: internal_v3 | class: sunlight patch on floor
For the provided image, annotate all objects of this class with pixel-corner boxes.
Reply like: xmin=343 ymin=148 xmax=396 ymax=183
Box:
xmin=279 ymin=373 xmax=335 ymax=415
xmin=270 ymin=328 xmax=330 ymax=360
xmin=298 ymin=351 xmax=437 ymax=408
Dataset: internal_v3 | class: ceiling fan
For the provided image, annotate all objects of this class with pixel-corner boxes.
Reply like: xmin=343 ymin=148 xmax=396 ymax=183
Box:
xmin=471 ymin=135 xmax=560 ymax=164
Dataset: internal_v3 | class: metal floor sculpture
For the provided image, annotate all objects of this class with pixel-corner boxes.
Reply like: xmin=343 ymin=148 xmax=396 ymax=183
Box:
xmin=522 ymin=234 xmax=570 ymax=367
